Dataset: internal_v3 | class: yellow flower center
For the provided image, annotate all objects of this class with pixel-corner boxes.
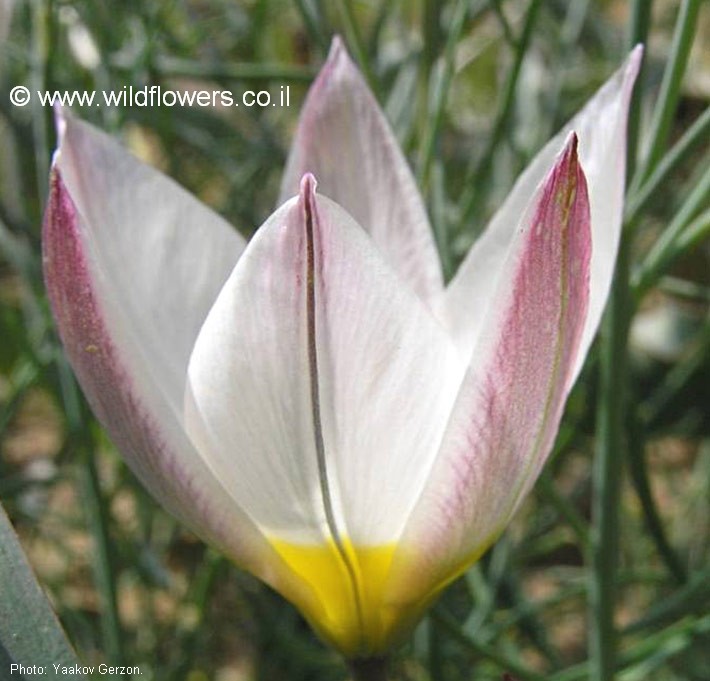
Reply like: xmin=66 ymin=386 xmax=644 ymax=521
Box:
xmin=269 ymin=538 xmax=408 ymax=656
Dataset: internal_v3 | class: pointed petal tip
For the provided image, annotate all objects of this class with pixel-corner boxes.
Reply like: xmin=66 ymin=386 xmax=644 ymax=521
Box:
xmin=299 ymin=172 xmax=318 ymax=198
xmin=328 ymin=34 xmax=346 ymax=60
xmin=630 ymin=43 xmax=645 ymax=65
xmin=548 ymin=131 xmax=587 ymax=228
xmin=556 ymin=131 xmax=580 ymax=182
xmin=626 ymin=44 xmax=644 ymax=84
xmin=320 ymin=34 xmax=357 ymax=84
xmin=54 ymin=105 xmax=67 ymax=141
xmin=51 ymin=105 xmax=70 ymax=166
xmin=564 ymin=130 xmax=579 ymax=156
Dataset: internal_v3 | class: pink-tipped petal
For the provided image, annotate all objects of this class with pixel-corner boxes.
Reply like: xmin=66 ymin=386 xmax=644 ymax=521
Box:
xmin=279 ymin=37 xmax=443 ymax=306
xmin=388 ymin=135 xmax=592 ymax=604
xmin=443 ymin=46 xmax=642 ymax=385
xmin=53 ymin=114 xmax=247 ymax=406
xmin=43 ymin=118 xmax=281 ymax=581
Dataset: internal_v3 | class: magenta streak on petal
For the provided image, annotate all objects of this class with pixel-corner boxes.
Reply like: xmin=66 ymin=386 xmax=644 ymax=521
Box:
xmin=390 ymin=135 xmax=591 ymax=598
xmin=42 ymin=170 xmax=271 ymax=578
xmin=458 ymin=134 xmax=590 ymax=522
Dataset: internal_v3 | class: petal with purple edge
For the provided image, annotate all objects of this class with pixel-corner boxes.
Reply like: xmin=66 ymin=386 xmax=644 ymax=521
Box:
xmin=279 ymin=37 xmax=443 ymax=306
xmin=43 ymin=117 xmax=284 ymax=587
xmin=387 ymin=134 xmax=592 ymax=607
xmin=442 ymin=46 xmax=642 ymax=385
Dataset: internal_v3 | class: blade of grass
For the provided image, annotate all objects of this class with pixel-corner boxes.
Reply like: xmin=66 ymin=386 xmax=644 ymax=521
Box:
xmin=490 ymin=0 xmax=516 ymax=47
xmin=430 ymin=160 xmax=455 ymax=281
xmin=434 ymin=607 xmax=547 ymax=681
xmin=624 ymin=568 xmax=710 ymax=634
xmin=626 ymin=409 xmax=687 ymax=583
xmin=633 ymin=168 xmax=710 ymax=299
xmin=29 ymin=0 xmax=53 ymax=218
xmin=459 ymin=0 xmax=543 ymax=229
xmin=536 ymin=470 xmax=590 ymax=549
xmin=641 ymin=315 xmax=710 ymax=427
xmin=587 ymin=8 xmax=655 ymax=675
xmin=624 ymin=0 xmax=652 ymax=181
xmin=537 ymin=0 xmax=593 ymax=144
xmin=635 ymin=0 xmax=701 ymax=185
xmin=552 ymin=615 xmax=710 ymax=681
xmin=0 ymin=503 xmax=83 ymax=677
xmin=417 ymin=0 xmax=467 ymax=193
xmin=57 ymin=358 xmax=125 ymax=674
xmin=292 ymin=0 xmax=330 ymax=53
xmin=498 ymin=571 xmax=563 ymax=668
xmin=625 ymin=106 xmax=710 ymax=227
xmin=80 ymin=442 xmax=125 ymax=677
xmin=335 ymin=0 xmax=377 ymax=92
xmin=589 ymin=227 xmax=631 ymax=681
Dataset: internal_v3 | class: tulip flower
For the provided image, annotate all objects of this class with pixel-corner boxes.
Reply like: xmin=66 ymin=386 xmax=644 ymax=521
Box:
xmin=43 ymin=39 xmax=641 ymax=662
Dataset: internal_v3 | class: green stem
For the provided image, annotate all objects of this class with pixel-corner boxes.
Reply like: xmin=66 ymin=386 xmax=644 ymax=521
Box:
xmin=348 ymin=657 xmax=389 ymax=681
xmin=417 ymin=0 xmax=467 ymax=193
xmin=626 ymin=409 xmax=687 ymax=584
xmin=633 ymin=166 xmax=710 ymax=298
xmin=536 ymin=471 xmax=590 ymax=549
xmin=57 ymin=360 xmax=125 ymax=673
xmin=292 ymin=0 xmax=330 ymax=53
xmin=586 ymin=12 xmax=653 ymax=673
xmin=29 ymin=0 xmax=53 ymax=216
xmin=434 ymin=608 xmax=547 ymax=681
xmin=625 ymin=106 xmax=710 ymax=227
xmin=624 ymin=568 xmax=710 ymax=633
xmin=490 ymin=0 xmax=516 ymax=46
xmin=459 ymin=0 xmax=542 ymax=229
xmin=428 ymin=614 xmax=445 ymax=681
xmin=81 ymin=446 xmax=125 ymax=675
xmin=551 ymin=614 xmax=710 ymax=681
xmin=589 ymin=237 xmax=631 ymax=681
xmin=641 ymin=314 xmax=710 ymax=426
xmin=637 ymin=0 xmax=701 ymax=183
xmin=625 ymin=0 xmax=652 ymax=181
xmin=336 ymin=0 xmax=377 ymax=92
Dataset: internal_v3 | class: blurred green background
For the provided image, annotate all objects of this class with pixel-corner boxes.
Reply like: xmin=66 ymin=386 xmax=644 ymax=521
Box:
xmin=0 ymin=1 xmax=708 ymax=680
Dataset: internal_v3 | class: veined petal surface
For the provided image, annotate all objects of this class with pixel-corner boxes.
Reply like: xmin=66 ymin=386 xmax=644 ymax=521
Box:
xmin=442 ymin=47 xmax=641 ymax=384
xmin=279 ymin=38 xmax=443 ymax=306
xmin=186 ymin=175 xmax=465 ymax=653
xmin=43 ymin=115 xmax=280 ymax=581
xmin=388 ymin=135 xmax=592 ymax=606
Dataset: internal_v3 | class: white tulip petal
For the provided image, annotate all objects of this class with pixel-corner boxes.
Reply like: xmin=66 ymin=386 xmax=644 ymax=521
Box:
xmin=55 ymin=113 xmax=247 ymax=409
xmin=44 ymin=116 xmax=280 ymax=579
xmin=279 ymin=38 xmax=443 ymax=306
xmin=442 ymin=47 xmax=642 ymax=384
xmin=388 ymin=136 xmax=592 ymax=604
xmin=186 ymin=174 xmax=465 ymax=548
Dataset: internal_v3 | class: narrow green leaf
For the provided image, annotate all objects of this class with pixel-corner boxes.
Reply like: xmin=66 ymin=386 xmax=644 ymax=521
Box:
xmin=589 ymin=238 xmax=631 ymax=681
xmin=626 ymin=410 xmax=687 ymax=583
xmin=625 ymin=106 xmax=710 ymax=227
xmin=633 ymin=167 xmax=710 ymax=298
xmin=0 ymin=502 xmax=82 ymax=676
xmin=637 ymin=0 xmax=701 ymax=183
xmin=460 ymin=0 xmax=543 ymax=228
